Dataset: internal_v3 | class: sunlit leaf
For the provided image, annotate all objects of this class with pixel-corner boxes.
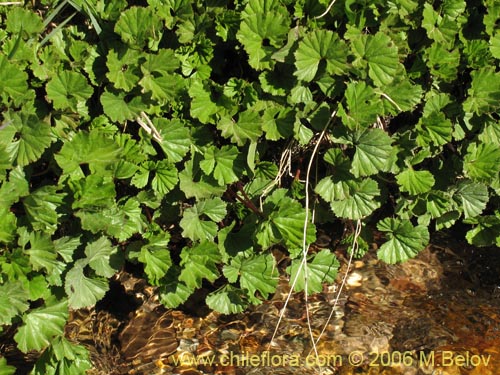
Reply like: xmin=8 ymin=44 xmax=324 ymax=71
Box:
xmin=206 ymin=285 xmax=247 ymax=314
xmin=179 ymin=242 xmax=221 ymax=289
xmin=352 ymin=32 xmax=400 ymax=87
xmin=218 ymin=109 xmax=262 ymax=146
xmin=0 ymin=281 xmax=29 ymax=326
xmin=200 ymin=145 xmax=240 ymax=186
xmin=396 ymin=169 xmax=435 ymax=195
xmin=294 ymin=29 xmax=348 ymax=82
xmin=224 ymin=253 xmax=277 ymax=303
xmin=84 ymin=236 xmax=118 ymax=278
xmin=463 ymin=68 xmax=500 ymax=114
xmin=46 ymin=71 xmax=93 ymax=113
xmin=65 ymin=260 xmax=109 ymax=309
xmin=115 ymin=6 xmax=163 ymax=49
xmin=351 ymin=128 xmax=393 ymax=177
xmin=464 ymin=142 xmax=500 ymax=182
xmin=339 ymin=82 xmax=380 ymax=129
xmin=14 ymin=299 xmax=68 ymax=353
xmin=236 ymin=0 xmax=290 ymax=70
xmin=327 ymin=179 xmax=381 ymax=220
xmin=23 ymin=186 xmax=65 ymax=235
xmin=288 ymin=250 xmax=339 ymax=294
xmin=455 ymin=181 xmax=489 ymax=219
xmin=4 ymin=112 xmax=52 ymax=167
xmin=377 ymin=218 xmax=429 ymax=263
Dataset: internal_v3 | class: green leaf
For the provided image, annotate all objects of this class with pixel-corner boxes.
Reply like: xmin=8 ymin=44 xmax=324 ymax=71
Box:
xmin=0 ymin=281 xmax=29 ymax=325
xmin=0 ymin=54 xmax=31 ymax=106
xmin=4 ymin=112 xmax=52 ymax=167
xmin=218 ymin=109 xmax=263 ymax=146
xmin=352 ymin=32 xmax=400 ymax=87
xmin=23 ymin=185 xmax=65 ymax=234
xmin=139 ymin=247 xmax=172 ymax=285
xmin=179 ymin=242 xmax=221 ymax=289
xmin=287 ymin=249 xmax=339 ymax=294
xmin=377 ymin=218 xmax=429 ymax=264
xmin=200 ymin=145 xmax=240 ymax=186
xmin=294 ymin=29 xmax=348 ymax=82
xmin=105 ymin=48 xmax=141 ymax=91
xmin=152 ymin=160 xmax=178 ymax=195
xmin=180 ymin=198 xmax=226 ymax=241
xmin=416 ymin=111 xmax=453 ymax=147
xmin=178 ymin=156 xmax=226 ymax=200
xmin=24 ymin=232 xmax=62 ymax=276
xmin=100 ymin=89 xmax=145 ymax=123
xmin=6 ymin=7 xmax=44 ymax=37
xmin=463 ymin=142 xmax=500 ymax=182
xmin=223 ymin=253 xmax=277 ymax=303
xmin=0 ymin=357 xmax=15 ymax=375
xmin=351 ymin=128 xmax=393 ymax=177
xmin=76 ymin=199 xmax=145 ymax=242
xmin=396 ymin=169 xmax=435 ymax=195
xmin=236 ymin=0 xmax=290 ymax=70
xmin=326 ymin=179 xmax=381 ymax=220
xmin=463 ymin=68 xmax=500 ymax=114
xmin=257 ymin=191 xmax=316 ymax=253
xmin=339 ymin=82 xmax=380 ymax=129
xmin=115 ymin=6 xmax=163 ymax=49
xmin=14 ymin=299 xmax=68 ymax=353
xmin=206 ymin=285 xmax=247 ymax=314
xmin=455 ymin=181 xmax=489 ymax=219
xmin=65 ymin=260 xmax=109 ymax=309
xmin=84 ymin=236 xmax=118 ymax=278
xmin=159 ymin=281 xmax=193 ymax=308
xmin=46 ymin=71 xmax=93 ymax=113
xmin=465 ymin=215 xmax=500 ymax=247
xmin=155 ymin=119 xmax=191 ymax=162
xmin=55 ymin=130 xmax=122 ymax=179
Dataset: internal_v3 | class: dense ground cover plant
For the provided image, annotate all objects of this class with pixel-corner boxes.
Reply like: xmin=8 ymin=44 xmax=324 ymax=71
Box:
xmin=0 ymin=0 xmax=499 ymax=372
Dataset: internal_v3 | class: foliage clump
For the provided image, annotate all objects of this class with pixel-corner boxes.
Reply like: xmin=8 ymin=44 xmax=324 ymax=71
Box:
xmin=0 ymin=0 xmax=499 ymax=372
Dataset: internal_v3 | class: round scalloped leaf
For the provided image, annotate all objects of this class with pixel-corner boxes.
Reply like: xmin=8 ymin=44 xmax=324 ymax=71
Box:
xmin=351 ymin=129 xmax=393 ymax=177
xmin=329 ymin=178 xmax=381 ymax=220
xmin=206 ymin=285 xmax=247 ymax=314
xmin=463 ymin=68 xmax=500 ymax=115
xmin=396 ymin=169 xmax=435 ymax=195
xmin=4 ymin=112 xmax=52 ymax=167
xmin=339 ymin=82 xmax=380 ymax=128
xmin=236 ymin=0 xmax=290 ymax=70
xmin=115 ymin=6 xmax=163 ymax=50
xmin=65 ymin=260 xmax=109 ymax=309
xmin=352 ymin=32 xmax=400 ymax=87
xmin=0 ymin=281 xmax=29 ymax=326
xmin=376 ymin=218 xmax=429 ymax=264
xmin=0 ymin=55 xmax=31 ymax=106
xmin=287 ymin=249 xmax=339 ymax=294
xmin=223 ymin=253 xmax=277 ymax=303
xmin=179 ymin=242 xmax=221 ymax=289
xmin=46 ymin=71 xmax=93 ymax=113
xmin=14 ymin=299 xmax=68 ymax=353
xmin=294 ymin=29 xmax=348 ymax=82
xmin=464 ymin=142 xmax=500 ymax=182
xmin=455 ymin=181 xmax=489 ymax=219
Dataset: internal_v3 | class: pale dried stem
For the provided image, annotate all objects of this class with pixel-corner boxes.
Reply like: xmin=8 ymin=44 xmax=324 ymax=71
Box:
xmin=315 ymin=0 xmax=337 ymax=19
xmin=137 ymin=111 xmax=163 ymax=143
xmin=268 ymin=110 xmax=337 ymax=371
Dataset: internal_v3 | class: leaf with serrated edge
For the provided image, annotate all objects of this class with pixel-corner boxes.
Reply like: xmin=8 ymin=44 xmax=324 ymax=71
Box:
xmin=65 ymin=260 xmax=109 ymax=309
xmin=455 ymin=181 xmax=488 ymax=219
xmin=351 ymin=129 xmax=393 ymax=177
xmin=377 ymin=218 xmax=429 ymax=264
xmin=287 ymin=249 xmax=339 ymax=294
xmin=14 ymin=299 xmax=68 ymax=353
xmin=224 ymin=253 xmax=277 ymax=303
xmin=396 ymin=169 xmax=435 ymax=195
xmin=179 ymin=242 xmax=220 ymax=289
